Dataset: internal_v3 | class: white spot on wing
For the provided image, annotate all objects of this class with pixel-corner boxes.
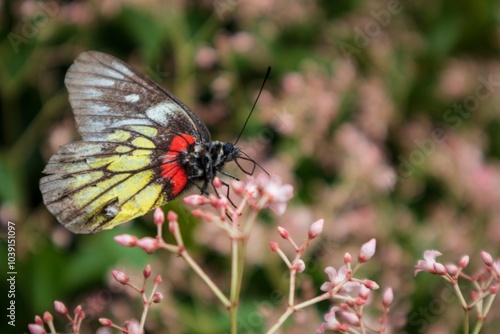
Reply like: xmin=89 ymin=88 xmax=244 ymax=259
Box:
xmin=89 ymin=104 xmax=111 ymax=113
xmin=114 ymin=118 xmax=154 ymax=127
xmin=112 ymin=61 xmax=135 ymax=76
xmin=84 ymin=89 xmax=103 ymax=98
xmin=76 ymin=77 xmax=115 ymax=87
xmin=125 ymin=94 xmax=140 ymax=103
xmin=145 ymin=102 xmax=177 ymax=126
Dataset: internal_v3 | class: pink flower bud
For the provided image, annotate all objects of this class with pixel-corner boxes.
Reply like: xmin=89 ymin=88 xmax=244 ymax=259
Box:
xmin=471 ymin=291 xmax=479 ymax=300
xmin=231 ymin=180 xmax=245 ymax=194
xmin=154 ymin=208 xmax=165 ymax=225
xmin=136 ymin=237 xmax=159 ymax=253
xmin=34 ymin=315 xmax=43 ymax=325
xmin=214 ymin=197 xmax=228 ymax=208
xmin=126 ymin=320 xmax=141 ymax=334
xmin=338 ymin=324 xmax=349 ymax=332
xmin=382 ymin=288 xmax=394 ymax=307
xmin=114 ymin=234 xmax=138 ymax=247
xmin=42 ymin=311 xmax=53 ymax=323
xmin=308 ymin=219 xmax=324 ymax=239
xmin=28 ymin=324 xmax=46 ymax=334
xmin=213 ymin=177 xmax=222 ymax=188
xmin=192 ymin=209 xmax=214 ymax=223
xmin=344 ymin=252 xmax=352 ymax=264
xmin=293 ymin=259 xmax=306 ymax=273
xmin=54 ymin=301 xmax=68 ymax=316
xmin=99 ymin=318 xmax=113 ymax=327
xmin=277 ymin=226 xmax=289 ymax=239
xmin=74 ymin=305 xmax=85 ymax=319
xmin=433 ymin=262 xmax=447 ymax=275
xmin=143 ymin=264 xmax=151 ymax=278
xmin=167 ymin=210 xmax=178 ymax=223
xmin=481 ymin=251 xmax=494 ymax=267
xmin=359 ymin=285 xmax=371 ymax=299
xmin=459 ymin=255 xmax=469 ymax=268
xmin=445 ymin=264 xmax=458 ymax=276
xmin=341 ymin=311 xmax=360 ymax=326
xmin=489 ymin=285 xmax=498 ymax=294
xmin=355 ymin=297 xmax=367 ymax=306
xmin=153 ymin=292 xmax=163 ymax=303
xmin=364 ymin=279 xmax=380 ymax=290
xmin=269 ymin=241 xmax=279 ymax=252
xmin=184 ymin=195 xmax=208 ymax=206
xmin=154 ymin=274 xmax=163 ymax=284
xmin=358 ymin=239 xmax=376 ymax=263
xmin=112 ymin=270 xmax=130 ymax=285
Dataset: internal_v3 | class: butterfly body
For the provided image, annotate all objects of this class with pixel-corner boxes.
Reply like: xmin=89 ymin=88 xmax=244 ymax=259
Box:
xmin=40 ymin=51 xmax=240 ymax=234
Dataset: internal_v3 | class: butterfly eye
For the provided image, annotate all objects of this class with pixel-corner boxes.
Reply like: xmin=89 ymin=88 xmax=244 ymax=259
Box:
xmin=223 ymin=143 xmax=234 ymax=154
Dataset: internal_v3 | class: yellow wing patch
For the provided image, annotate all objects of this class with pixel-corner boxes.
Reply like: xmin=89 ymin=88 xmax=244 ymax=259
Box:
xmin=40 ymin=128 xmax=168 ymax=233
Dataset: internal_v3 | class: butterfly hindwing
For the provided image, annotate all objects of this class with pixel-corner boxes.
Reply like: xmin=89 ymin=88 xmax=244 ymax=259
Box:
xmin=40 ymin=51 xmax=209 ymax=233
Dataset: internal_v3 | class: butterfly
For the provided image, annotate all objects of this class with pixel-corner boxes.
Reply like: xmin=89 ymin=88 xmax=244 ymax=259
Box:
xmin=40 ymin=51 xmax=256 ymax=234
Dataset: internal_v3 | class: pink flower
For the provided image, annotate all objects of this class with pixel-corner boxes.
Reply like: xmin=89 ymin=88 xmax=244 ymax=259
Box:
xmin=53 ymin=301 xmax=68 ymax=316
xmin=153 ymin=292 xmax=163 ymax=303
xmin=154 ymin=207 xmax=165 ymax=225
xmin=252 ymin=174 xmax=293 ymax=214
xmin=143 ymin=264 xmax=151 ymax=278
xmin=184 ymin=195 xmax=209 ymax=206
xmin=111 ymin=270 xmax=129 ymax=285
xmin=99 ymin=318 xmax=112 ymax=327
xmin=308 ymin=219 xmax=324 ymax=239
xmin=358 ymin=238 xmax=376 ymax=263
xmin=341 ymin=311 xmax=360 ymax=326
xmin=458 ymin=255 xmax=470 ymax=268
xmin=382 ymin=288 xmax=394 ymax=307
xmin=320 ymin=306 xmax=349 ymax=332
xmin=114 ymin=234 xmax=138 ymax=247
xmin=136 ymin=237 xmax=159 ymax=253
xmin=277 ymin=226 xmax=289 ymax=239
xmin=126 ymin=319 xmax=141 ymax=334
xmin=415 ymin=250 xmax=443 ymax=275
xmin=293 ymin=259 xmax=306 ymax=273
xmin=28 ymin=324 xmax=46 ymax=334
xmin=320 ymin=266 xmax=349 ymax=291
xmin=42 ymin=311 xmax=53 ymax=323
xmin=269 ymin=241 xmax=279 ymax=252
xmin=481 ymin=251 xmax=494 ymax=266
xmin=494 ymin=260 xmax=500 ymax=276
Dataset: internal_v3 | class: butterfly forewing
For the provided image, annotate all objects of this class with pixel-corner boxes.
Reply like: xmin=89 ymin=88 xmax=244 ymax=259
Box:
xmin=40 ymin=51 xmax=210 ymax=233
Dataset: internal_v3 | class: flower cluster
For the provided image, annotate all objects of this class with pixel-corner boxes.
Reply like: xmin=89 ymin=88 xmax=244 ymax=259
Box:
xmin=28 ymin=265 xmax=162 ymax=334
xmin=415 ymin=250 xmax=499 ymax=333
xmin=269 ymin=225 xmax=393 ymax=333
xmin=99 ymin=264 xmax=163 ymax=334
xmin=29 ymin=175 xmax=394 ymax=334
xmin=28 ymin=301 xmax=85 ymax=334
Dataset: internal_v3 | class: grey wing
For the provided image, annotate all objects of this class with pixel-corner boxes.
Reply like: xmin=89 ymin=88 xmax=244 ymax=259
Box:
xmin=64 ymin=51 xmax=211 ymax=144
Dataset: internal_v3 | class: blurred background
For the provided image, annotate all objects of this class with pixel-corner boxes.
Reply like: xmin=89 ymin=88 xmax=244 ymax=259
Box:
xmin=1 ymin=0 xmax=500 ymax=333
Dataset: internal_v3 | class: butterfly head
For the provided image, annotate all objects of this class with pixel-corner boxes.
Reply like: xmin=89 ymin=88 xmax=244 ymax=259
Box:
xmin=208 ymin=141 xmax=240 ymax=171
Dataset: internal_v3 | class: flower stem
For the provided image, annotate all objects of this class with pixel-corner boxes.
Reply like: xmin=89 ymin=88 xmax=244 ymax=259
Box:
xmin=180 ymin=248 xmax=231 ymax=308
xmin=267 ymin=308 xmax=294 ymax=334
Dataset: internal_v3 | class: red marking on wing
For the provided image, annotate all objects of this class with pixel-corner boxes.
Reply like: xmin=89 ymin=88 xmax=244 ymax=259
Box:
xmin=161 ymin=134 xmax=196 ymax=196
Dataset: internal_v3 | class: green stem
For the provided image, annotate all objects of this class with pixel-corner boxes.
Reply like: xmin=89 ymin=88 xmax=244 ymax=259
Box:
xmin=181 ymin=249 xmax=231 ymax=308
xmin=229 ymin=237 xmax=247 ymax=334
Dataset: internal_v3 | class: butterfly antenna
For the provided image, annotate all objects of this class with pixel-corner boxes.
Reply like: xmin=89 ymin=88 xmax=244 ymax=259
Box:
xmin=234 ymin=66 xmax=271 ymax=145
